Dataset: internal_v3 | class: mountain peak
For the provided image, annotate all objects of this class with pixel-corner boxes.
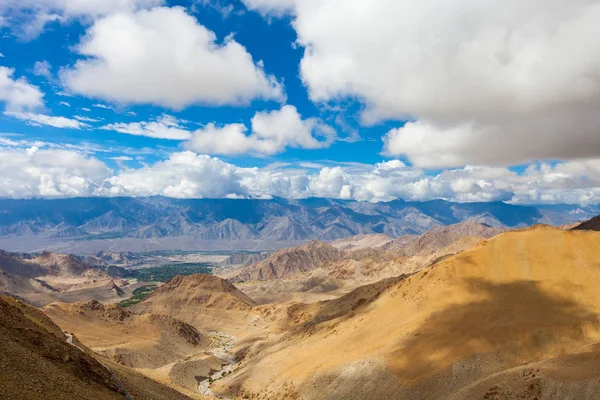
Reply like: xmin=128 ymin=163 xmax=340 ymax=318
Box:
xmin=232 ymin=240 xmax=346 ymax=281
xmin=141 ymin=274 xmax=256 ymax=311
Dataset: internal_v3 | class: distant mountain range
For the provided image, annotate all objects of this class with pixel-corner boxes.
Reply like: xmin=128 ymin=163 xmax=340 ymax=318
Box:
xmin=0 ymin=197 xmax=596 ymax=245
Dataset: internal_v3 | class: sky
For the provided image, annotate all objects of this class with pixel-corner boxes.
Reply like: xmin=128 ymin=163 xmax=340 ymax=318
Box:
xmin=1 ymin=0 xmax=600 ymax=204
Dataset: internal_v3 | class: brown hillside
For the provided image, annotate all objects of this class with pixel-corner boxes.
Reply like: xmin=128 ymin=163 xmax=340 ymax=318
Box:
xmin=0 ymin=294 xmax=126 ymax=400
xmin=213 ymin=226 xmax=600 ymax=399
xmin=231 ymin=240 xmax=346 ymax=281
xmin=572 ymin=214 xmax=600 ymax=231
xmin=31 ymin=251 xmax=92 ymax=277
xmin=44 ymin=300 xmax=209 ymax=370
xmin=238 ymin=236 xmax=482 ymax=305
xmin=383 ymin=220 xmax=502 ymax=256
xmin=135 ymin=274 xmax=258 ymax=335
xmin=145 ymin=274 xmax=256 ymax=310
xmin=0 ymin=250 xmax=46 ymax=277
xmin=329 ymin=234 xmax=394 ymax=250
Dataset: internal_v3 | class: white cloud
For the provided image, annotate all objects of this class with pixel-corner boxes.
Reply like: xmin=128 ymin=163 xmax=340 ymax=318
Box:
xmin=243 ymin=0 xmax=295 ymax=16
xmin=106 ymin=151 xmax=245 ymax=198
xmin=0 ymin=67 xmax=45 ymax=111
xmin=2 ymin=145 xmax=600 ymax=204
xmin=80 ymin=107 xmax=91 ymax=112
xmin=5 ymin=111 xmax=89 ymax=129
xmin=0 ymin=147 xmax=111 ymax=198
xmin=307 ymin=167 xmax=348 ymax=199
xmin=33 ymin=60 xmax=52 ymax=78
xmin=0 ymin=0 xmax=163 ymax=39
xmin=185 ymin=105 xmax=335 ymax=155
xmin=102 ymin=114 xmax=191 ymax=140
xmin=61 ymin=7 xmax=284 ymax=109
xmin=244 ymin=0 xmax=600 ymax=168
xmin=92 ymin=103 xmax=113 ymax=110
xmin=58 ymin=101 xmax=70 ymax=107
xmin=74 ymin=115 xmax=101 ymax=122
xmin=192 ymin=0 xmax=236 ymax=18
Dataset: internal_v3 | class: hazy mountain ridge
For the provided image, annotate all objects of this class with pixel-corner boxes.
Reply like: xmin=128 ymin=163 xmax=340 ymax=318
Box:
xmin=0 ymin=197 xmax=594 ymax=243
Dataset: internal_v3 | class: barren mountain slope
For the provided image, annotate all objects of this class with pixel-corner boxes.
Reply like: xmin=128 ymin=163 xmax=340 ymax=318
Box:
xmin=0 ymin=250 xmax=47 ymax=276
xmin=95 ymin=251 xmax=140 ymax=265
xmin=44 ymin=300 xmax=209 ymax=370
xmin=218 ymin=252 xmax=270 ymax=267
xmin=572 ymin=214 xmax=600 ymax=231
xmin=0 ymin=295 xmax=131 ymax=399
xmin=381 ymin=234 xmax=419 ymax=252
xmin=230 ymin=240 xmax=346 ymax=281
xmin=239 ymin=236 xmax=485 ymax=305
xmin=0 ymin=270 xmax=59 ymax=305
xmin=329 ymin=234 xmax=394 ymax=250
xmin=135 ymin=274 xmax=260 ymax=336
xmin=28 ymin=251 xmax=93 ymax=277
xmin=213 ymin=226 xmax=600 ymax=400
xmin=383 ymin=220 xmax=503 ymax=256
xmin=0 ymin=249 xmax=135 ymax=306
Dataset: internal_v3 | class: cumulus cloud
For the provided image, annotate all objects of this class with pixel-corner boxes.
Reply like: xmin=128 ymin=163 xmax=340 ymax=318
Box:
xmin=0 ymin=67 xmax=44 ymax=111
xmin=105 ymin=151 xmax=245 ymax=198
xmin=0 ymin=147 xmax=111 ymax=198
xmin=243 ymin=0 xmax=600 ymax=168
xmin=61 ymin=7 xmax=284 ymax=109
xmin=3 ymin=145 xmax=600 ymax=204
xmin=102 ymin=114 xmax=191 ymax=140
xmin=101 ymin=153 xmax=600 ymax=205
xmin=5 ymin=111 xmax=89 ymax=129
xmin=185 ymin=105 xmax=335 ymax=155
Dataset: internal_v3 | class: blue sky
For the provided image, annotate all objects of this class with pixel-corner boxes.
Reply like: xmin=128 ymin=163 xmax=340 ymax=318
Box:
xmin=0 ymin=0 xmax=600 ymax=204
xmin=0 ymin=1 xmax=394 ymax=170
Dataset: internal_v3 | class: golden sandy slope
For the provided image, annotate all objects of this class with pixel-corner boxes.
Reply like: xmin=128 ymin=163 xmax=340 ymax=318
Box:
xmin=44 ymin=298 xmax=218 ymax=398
xmin=43 ymin=274 xmax=266 ymax=398
xmin=238 ymin=236 xmax=485 ymax=305
xmin=227 ymin=222 xmax=500 ymax=307
xmin=44 ymin=300 xmax=210 ymax=369
xmin=213 ymin=226 xmax=600 ymax=399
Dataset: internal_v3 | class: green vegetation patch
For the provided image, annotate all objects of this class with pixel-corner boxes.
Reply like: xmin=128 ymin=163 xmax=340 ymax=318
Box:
xmin=118 ymin=285 xmax=158 ymax=308
xmin=128 ymin=263 xmax=213 ymax=283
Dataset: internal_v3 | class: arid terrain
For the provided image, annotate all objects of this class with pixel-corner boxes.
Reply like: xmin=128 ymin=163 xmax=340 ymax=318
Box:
xmin=3 ymin=0 xmax=600 ymax=397
xmin=3 ymin=219 xmax=600 ymax=399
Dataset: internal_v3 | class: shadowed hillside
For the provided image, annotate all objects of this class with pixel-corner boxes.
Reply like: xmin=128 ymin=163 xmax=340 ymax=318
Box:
xmin=0 ymin=294 xmax=192 ymax=400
